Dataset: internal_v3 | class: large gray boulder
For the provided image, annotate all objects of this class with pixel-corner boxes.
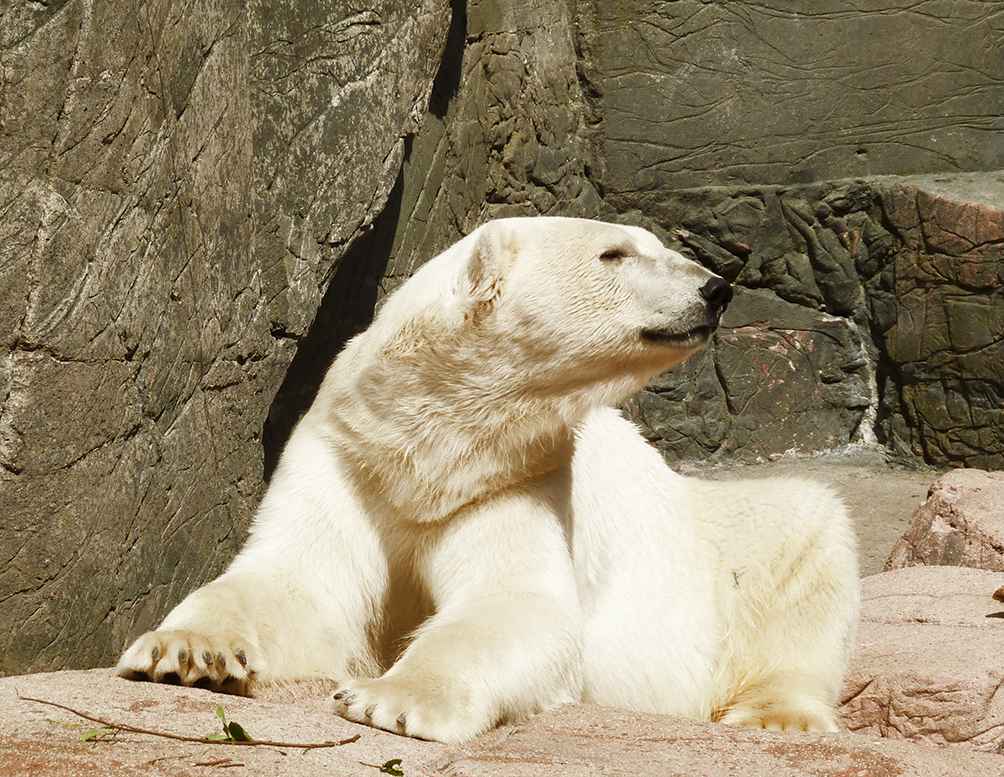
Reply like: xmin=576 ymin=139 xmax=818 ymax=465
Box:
xmin=624 ymin=177 xmax=1004 ymax=467
xmin=0 ymin=0 xmax=451 ymax=675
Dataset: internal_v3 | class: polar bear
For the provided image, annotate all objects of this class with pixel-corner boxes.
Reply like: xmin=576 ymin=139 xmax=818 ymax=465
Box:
xmin=117 ymin=217 xmax=859 ymax=743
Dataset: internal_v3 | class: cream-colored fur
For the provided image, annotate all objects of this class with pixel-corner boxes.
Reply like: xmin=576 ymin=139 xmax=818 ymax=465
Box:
xmin=117 ymin=217 xmax=859 ymax=743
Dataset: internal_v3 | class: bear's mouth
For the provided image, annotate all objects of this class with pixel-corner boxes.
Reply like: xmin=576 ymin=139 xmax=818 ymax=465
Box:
xmin=640 ymin=324 xmax=717 ymax=347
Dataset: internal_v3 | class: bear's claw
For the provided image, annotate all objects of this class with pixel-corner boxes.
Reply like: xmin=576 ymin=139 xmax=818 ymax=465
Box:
xmin=116 ymin=630 xmax=256 ymax=696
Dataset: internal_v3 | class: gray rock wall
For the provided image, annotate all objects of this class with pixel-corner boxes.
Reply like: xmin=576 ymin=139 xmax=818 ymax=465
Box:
xmin=588 ymin=1 xmax=1002 ymax=466
xmin=0 ymin=0 xmax=450 ymax=675
xmin=594 ymin=0 xmax=1004 ymax=190
xmin=623 ymin=177 xmax=1004 ymax=468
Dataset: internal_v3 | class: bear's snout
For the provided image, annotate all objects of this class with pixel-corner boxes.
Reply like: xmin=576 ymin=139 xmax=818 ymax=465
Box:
xmin=699 ymin=276 xmax=733 ymax=317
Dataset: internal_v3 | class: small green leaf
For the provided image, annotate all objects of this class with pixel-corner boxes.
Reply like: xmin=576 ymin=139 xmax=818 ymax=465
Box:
xmin=380 ymin=758 xmax=404 ymax=776
xmin=205 ymin=704 xmax=254 ymax=742
xmin=226 ymin=721 xmax=254 ymax=742
xmin=80 ymin=727 xmax=115 ymax=742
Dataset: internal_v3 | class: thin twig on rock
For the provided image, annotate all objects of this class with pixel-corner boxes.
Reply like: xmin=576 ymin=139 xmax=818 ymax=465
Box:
xmin=17 ymin=694 xmax=363 ymax=750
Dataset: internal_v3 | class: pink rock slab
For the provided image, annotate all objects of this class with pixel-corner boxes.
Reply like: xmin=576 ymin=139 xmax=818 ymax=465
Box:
xmin=2 ymin=669 xmax=1001 ymax=776
xmin=841 ymin=566 xmax=1004 ymax=751
xmin=886 ymin=469 xmax=1004 ymax=572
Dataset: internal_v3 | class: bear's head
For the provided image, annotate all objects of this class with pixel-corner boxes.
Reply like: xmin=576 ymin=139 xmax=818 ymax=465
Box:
xmin=355 ymin=216 xmax=731 ymax=413
xmin=329 ymin=217 xmax=732 ymax=517
xmin=451 ymin=217 xmax=730 ymax=403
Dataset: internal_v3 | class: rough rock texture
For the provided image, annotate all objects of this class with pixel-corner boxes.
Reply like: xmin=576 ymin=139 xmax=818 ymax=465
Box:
xmin=886 ymin=469 xmax=1004 ymax=572
xmin=623 ymin=176 xmax=1004 ymax=466
xmin=0 ymin=0 xmax=451 ymax=675
xmin=592 ymin=1 xmax=1004 ymax=191
xmin=585 ymin=0 xmax=1004 ymax=466
xmin=878 ymin=186 xmax=1004 ymax=469
xmin=3 ymin=670 xmax=1003 ymax=777
xmin=841 ymin=566 xmax=1004 ymax=751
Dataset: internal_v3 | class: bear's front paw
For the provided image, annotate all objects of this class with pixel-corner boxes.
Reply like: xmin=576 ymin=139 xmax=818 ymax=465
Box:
xmin=332 ymin=675 xmax=488 ymax=744
xmin=116 ymin=630 xmax=256 ymax=696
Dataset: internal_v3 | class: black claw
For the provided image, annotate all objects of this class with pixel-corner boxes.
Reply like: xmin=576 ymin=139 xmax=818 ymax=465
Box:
xmin=235 ymin=649 xmax=248 ymax=667
xmin=215 ymin=651 xmax=226 ymax=667
xmin=396 ymin=712 xmax=407 ymax=727
xmin=202 ymin=650 xmax=214 ymax=666
xmin=364 ymin=704 xmax=376 ymax=718
xmin=151 ymin=646 xmax=161 ymax=661
xmin=333 ymin=690 xmax=347 ymax=700
xmin=178 ymin=648 xmax=189 ymax=663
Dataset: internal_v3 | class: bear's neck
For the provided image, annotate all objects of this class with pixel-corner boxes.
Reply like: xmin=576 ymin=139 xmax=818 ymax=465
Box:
xmin=315 ymin=336 xmax=642 ymax=522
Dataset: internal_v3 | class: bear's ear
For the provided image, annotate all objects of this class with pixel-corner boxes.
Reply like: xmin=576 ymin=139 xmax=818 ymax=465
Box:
xmin=463 ymin=220 xmax=517 ymax=306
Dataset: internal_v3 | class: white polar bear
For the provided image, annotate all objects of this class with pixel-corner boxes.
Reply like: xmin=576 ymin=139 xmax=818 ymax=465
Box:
xmin=117 ymin=217 xmax=859 ymax=743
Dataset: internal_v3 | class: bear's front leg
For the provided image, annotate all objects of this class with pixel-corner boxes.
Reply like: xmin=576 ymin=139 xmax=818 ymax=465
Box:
xmin=334 ymin=483 xmax=582 ymax=744
xmin=117 ymin=422 xmax=391 ymax=694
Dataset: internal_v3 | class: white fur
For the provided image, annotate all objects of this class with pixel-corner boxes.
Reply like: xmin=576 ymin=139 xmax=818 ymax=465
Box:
xmin=117 ymin=217 xmax=859 ymax=742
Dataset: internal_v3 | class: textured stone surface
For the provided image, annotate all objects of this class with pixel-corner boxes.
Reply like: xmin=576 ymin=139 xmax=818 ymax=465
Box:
xmin=878 ymin=186 xmax=1004 ymax=469
xmin=841 ymin=566 xmax=1004 ymax=750
xmin=582 ymin=0 xmax=1004 ymax=467
xmin=593 ymin=1 xmax=1004 ymax=192
xmin=624 ymin=176 xmax=1004 ymax=466
xmin=3 ymin=670 xmax=1003 ymax=776
xmin=885 ymin=469 xmax=1004 ymax=572
xmin=0 ymin=0 xmax=451 ymax=675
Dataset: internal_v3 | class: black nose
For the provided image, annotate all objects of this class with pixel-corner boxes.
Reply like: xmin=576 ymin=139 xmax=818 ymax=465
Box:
xmin=700 ymin=276 xmax=733 ymax=315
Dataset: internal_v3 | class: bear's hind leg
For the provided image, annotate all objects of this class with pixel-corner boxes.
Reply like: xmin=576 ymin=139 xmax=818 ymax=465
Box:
xmin=715 ymin=672 xmax=839 ymax=732
xmin=697 ymin=476 xmax=859 ymax=733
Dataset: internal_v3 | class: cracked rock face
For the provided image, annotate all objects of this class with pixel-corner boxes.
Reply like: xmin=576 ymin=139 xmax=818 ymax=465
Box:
xmin=841 ymin=566 xmax=1004 ymax=750
xmin=0 ymin=0 xmax=451 ymax=675
xmin=620 ymin=179 xmax=1004 ymax=466
xmin=878 ymin=188 xmax=1004 ymax=469
xmin=593 ymin=1 xmax=1004 ymax=190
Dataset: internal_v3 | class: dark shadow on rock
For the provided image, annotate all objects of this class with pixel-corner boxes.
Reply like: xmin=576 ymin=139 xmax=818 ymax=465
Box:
xmin=260 ymin=3 xmax=467 ymax=480
xmin=431 ymin=0 xmax=466 ymax=118
xmin=262 ymin=171 xmax=403 ymax=480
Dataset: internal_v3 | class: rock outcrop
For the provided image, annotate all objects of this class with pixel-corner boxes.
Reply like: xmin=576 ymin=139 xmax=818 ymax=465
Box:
xmin=841 ymin=566 xmax=1004 ymax=751
xmin=0 ymin=0 xmax=451 ymax=675
xmin=625 ymin=178 xmax=1004 ymax=467
xmin=886 ymin=469 xmax=1004 ymax=571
